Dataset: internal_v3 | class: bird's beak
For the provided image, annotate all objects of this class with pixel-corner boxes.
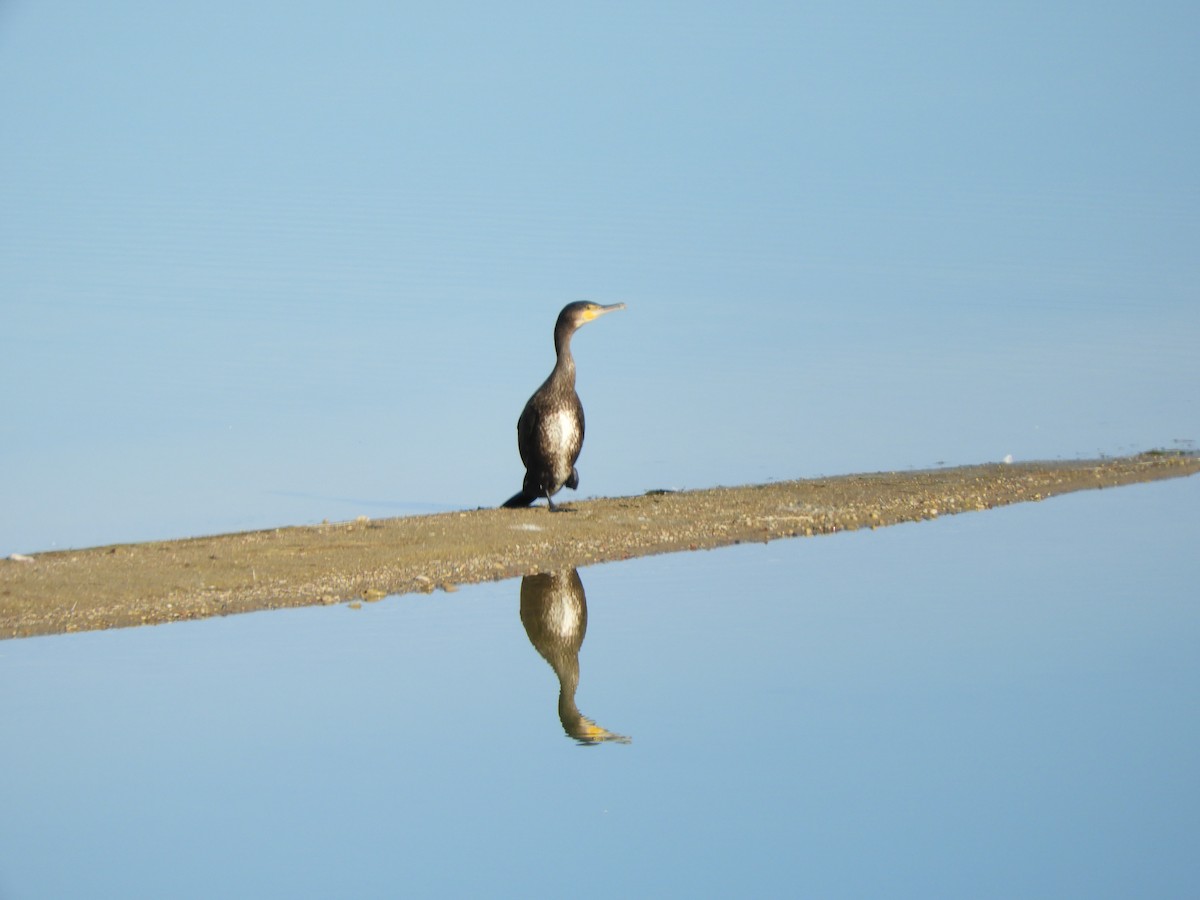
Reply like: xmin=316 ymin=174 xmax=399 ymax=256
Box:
xmin=585 ymin=302 xmax=626 ymax=321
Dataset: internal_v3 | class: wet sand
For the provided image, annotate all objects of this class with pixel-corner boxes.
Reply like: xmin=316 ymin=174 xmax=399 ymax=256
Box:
xmin=3 ymin=452 xmax=1197 ymax=640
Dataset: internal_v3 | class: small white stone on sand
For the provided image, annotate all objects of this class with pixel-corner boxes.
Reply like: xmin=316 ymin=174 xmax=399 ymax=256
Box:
xmin=1002 ymin=454 xmax=1014 ymax=464
xmin=512 ymin=523 xmax=544 ymax=531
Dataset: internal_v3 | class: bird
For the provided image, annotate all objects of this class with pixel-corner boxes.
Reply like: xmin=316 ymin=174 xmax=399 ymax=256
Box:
xmin=502 ymin=301 xmax=625 ymax=510
xmin=519 ymin=568 xmax=630 ymax=744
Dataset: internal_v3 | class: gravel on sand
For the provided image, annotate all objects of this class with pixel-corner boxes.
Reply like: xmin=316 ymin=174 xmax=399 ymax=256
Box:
xmin=3 ymin=452 xmax=1196 ymax=640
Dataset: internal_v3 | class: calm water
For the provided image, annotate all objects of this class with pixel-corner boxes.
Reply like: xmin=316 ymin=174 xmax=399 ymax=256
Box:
xmin=2 ymin=475 xmax=1197 ymax=899
xmin=4 ymin=8 xmax=1197 ymax=893
xmin=4 ymin=5 xmax=1199 ymax=557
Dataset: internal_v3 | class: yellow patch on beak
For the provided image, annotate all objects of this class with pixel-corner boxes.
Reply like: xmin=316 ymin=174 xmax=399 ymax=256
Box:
xmin=583 ymin=303 xmax=625 ymax=321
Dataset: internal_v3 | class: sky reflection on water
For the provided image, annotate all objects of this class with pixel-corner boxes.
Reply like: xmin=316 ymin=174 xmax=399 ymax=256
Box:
xmin=2 ymin=476 xmax=1197 ymax=898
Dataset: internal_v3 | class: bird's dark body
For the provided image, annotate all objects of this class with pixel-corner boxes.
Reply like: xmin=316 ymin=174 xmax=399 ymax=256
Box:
xmin=502 ymin=301 xmax=624 ymax=510
xmin=520 ymin=568 xmax=629 ymax=743
xmin=515 ymin=378 xmax=583 ymax=502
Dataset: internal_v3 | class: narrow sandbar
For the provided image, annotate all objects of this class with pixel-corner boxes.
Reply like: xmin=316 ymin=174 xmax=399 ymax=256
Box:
xmin=3 ymin=452 xmax=1196 ymax=640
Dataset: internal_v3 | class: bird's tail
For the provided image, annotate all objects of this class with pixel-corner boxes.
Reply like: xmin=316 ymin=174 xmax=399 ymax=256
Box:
xmin=501 ymin=490 xmax=537 ymax=509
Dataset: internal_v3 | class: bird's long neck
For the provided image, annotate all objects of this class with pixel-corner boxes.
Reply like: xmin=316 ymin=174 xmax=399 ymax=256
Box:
xmin=551 ymin=324 xmax=577 ymax=387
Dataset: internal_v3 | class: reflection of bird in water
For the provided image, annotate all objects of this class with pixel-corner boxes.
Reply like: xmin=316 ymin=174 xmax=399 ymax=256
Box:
xmin=519 ymin=569 xmax=630 ymax=745
xmin=502 ymin=301 xmax=625 ymax=510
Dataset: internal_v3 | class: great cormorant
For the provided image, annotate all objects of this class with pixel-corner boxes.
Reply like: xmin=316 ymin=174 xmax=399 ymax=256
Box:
xmin=519 ymin=568 xmax=630 ymax=744
xmin=502 ymin=301 xmax=625 ymax=510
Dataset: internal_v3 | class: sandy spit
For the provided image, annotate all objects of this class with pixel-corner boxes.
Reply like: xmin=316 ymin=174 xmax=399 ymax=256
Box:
xmin=3 ymin=452 xmax=1197 ymax=640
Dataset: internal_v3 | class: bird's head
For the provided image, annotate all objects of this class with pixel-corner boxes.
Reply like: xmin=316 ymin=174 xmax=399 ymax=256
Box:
xmin=556 ymin=301 xmax=626 ymax=333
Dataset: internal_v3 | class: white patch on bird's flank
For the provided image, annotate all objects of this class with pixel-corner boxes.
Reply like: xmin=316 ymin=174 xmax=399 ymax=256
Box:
xmin=545 ymin=408 xmax=581 ymax=484
xmin=545 ymin=408 xmax=579 ymax=447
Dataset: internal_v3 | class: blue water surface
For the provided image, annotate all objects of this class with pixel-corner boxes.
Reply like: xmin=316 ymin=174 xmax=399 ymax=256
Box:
xmin=2 ymin=475 xmax=1196 ymax=899
xmin=2 ymin=2 xmax=1198 ymax=555
xmin=2 ymin=5 xmax=1198 ymax=894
